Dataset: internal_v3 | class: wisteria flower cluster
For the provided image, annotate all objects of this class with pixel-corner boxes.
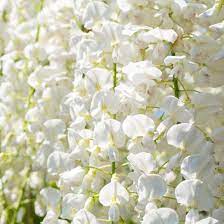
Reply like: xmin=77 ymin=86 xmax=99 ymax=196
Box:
xmin=0 ymin=0 xmax=224 ymax=223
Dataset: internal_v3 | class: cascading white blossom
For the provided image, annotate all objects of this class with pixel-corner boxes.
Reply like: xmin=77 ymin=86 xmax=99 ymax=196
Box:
xmin=0 ymin=0 xmax=224 ymax=224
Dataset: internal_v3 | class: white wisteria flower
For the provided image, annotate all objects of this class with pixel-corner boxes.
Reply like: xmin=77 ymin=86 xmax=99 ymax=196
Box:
xmin=142 ymin=208 xmax=179 ymax=224
xmin=94 ymin=119 xmax=126 ymax=148
xmin=167 ymin=123 xmax=207 ymax=153
xmin=71 ymin=209 xmax=98 ymax=224
xmin=175 ymin=179 xmax=214 ymax=211
xmin=138 ymin=174 xmax=167 ymax=203
xmin=127 ymin=152 xmax=157 ymax=174
xmin=122 ymin=114 xmax=155 ymax=138
xmin=99 ymin=179 xmax=129 ymax=206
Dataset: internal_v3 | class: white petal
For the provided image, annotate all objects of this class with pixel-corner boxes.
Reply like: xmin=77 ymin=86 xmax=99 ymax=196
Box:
xmin=90 ymin=90 xmax=120 ymax=119
xmin=138 ymin=174 xmax=167 ymax=202
xmin=185 ymin=209 xmax=200 ymax=224
xmin=99 ymin=181 xmax=129 ymax=206
xmin=139 ymin=28 xmax=178 ymax=43
xmin=167 ymin=123 xmax=191 ymax=148
xmin=175 ymin=179 xmax=214 ymax=211
xmin=43 ymin=119 xmax=66 ymax=140
xmin=40 ymin=187 xmax=61 ymax=209
xmin=108 ymin=204 xmax=120 ymax=222
xmin=161 ymin=95 xmax=180 ymax=114
xmin=59 ymin=167 xmax=86 ymax=187
xmin=166 ymin=152 xmax=182 ymax=171
xmin=117 ymin=0 xmax=132 ymax=12
xmin=122 ymin=61 xmax=162 ymax=85
xmin=164 ymin=55 xmax=186 ymax=65
xmin=72 ymin=209 xmax=98 ymax=224
xmin=82 ymin=1 xmax=110 ymax=29
xmin=212 ymin=207 xmax=224 ymax=223
xmin=61 ymin=194 xmax=87 ymax=220
xmin=123 ymin=114 xmax=155 ymax=138
xmin=94 ymin=119 xmax=125 ymax=148
xmin=85 ymin=68 xmax=112 ymax=94
xmin=181 ymin=154 xmax=213 ymax=179
xmin=47 ymin=151 xmax=73 ymax=176
xmin=142 ymin=208 xmax=179 ymax=224
xmin=167 ymin=123 xmax=205 ymax=153
xmin=127 ymin=152 xmax=156 ymax=174
xmin=196 ymin=217 xmax=219 ymax=224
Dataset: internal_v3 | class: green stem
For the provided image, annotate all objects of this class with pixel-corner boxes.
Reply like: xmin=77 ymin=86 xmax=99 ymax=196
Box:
xmin=157 ymin=160 xmax=169 ymax=172
xmin=140 ymin=48 xmax=146 ymax=60
xmin=27 ymin=87 xmax=35 ymax=108
xmin=163 ymin=195 xmax=176 ymax=200
xmin=2 ymin=10 xmax=8 ymax=22
xmin=154 ymin=131 xmax=164 ymax=144
xmin=39 ymin=0 xmax=44 ymax=11
xmin=112 ymin=63 xmax=117 ymax=120
xmin=196 ymin=126 xmax=214 ymax=143
xmin=173 ymin=76 xmax=180 ymax=98
xmin=0 ymin=60 xmax=3 ymax=77
xmin=87 ymin=166 xmax=110 ymax=175
xmin=35 ymin=24 xmax=41 ymax=42
xmin=112 ymin=161 xmax=116 ymax=175
xmin=177 ymin=78 xmax=190 ymax=101
xmin=113 ymin=63 xmax=117 ymax=90
xmin=35 ymin=0 xmax=45 ymax=42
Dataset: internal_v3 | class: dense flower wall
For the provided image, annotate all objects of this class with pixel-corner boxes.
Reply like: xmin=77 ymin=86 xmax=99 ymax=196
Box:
xmin=0 ymin=0 xmax=224 ymax=223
